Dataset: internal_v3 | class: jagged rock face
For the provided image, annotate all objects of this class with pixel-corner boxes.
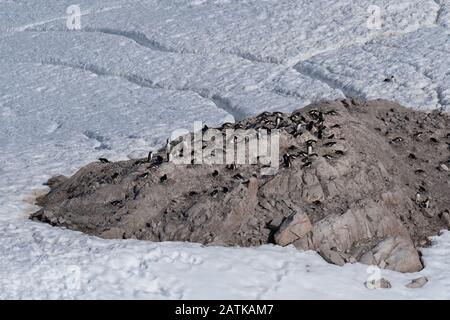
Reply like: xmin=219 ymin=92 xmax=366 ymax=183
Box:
xmin=32 ymin=99 xmax=450 ymax=273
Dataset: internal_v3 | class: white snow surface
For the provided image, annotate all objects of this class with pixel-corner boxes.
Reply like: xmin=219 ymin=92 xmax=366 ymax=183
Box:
xmin=0 ymin=0 xmax=450 ymax=299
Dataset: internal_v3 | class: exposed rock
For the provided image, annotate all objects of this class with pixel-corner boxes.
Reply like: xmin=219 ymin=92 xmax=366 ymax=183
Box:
xmin=318 ymin=248 xmax=346 ymax=266
xmin=405 ymin=276 xmax=428 ymax=289
xmin=440 ymin=211 xmax=450 ymax=227
xmin=274 ymin=212 xmax=312 ymax=246
xmin=359 ymin=237 xmax=423 ymax=273
xmin=365 ymin=278 xmax=392 ymax=289
xmin=32 ymin=98 xmax=450 ymax=273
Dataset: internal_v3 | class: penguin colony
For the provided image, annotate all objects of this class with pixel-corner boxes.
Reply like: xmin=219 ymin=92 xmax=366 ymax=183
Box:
xmin=33 ymin=99 xmax=450 ymax=272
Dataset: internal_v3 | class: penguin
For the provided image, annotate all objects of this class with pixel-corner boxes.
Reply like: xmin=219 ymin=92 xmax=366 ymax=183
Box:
xmin=283 ymin=154 xmax=291 ymax=168
xmin=318 ymin=112 xmax=325 ymax=122
xmin=221 ymin=122 xmax=234 ymax=130
xmin=415 ymin=193 xmax=421 ymax=203
xmin=317 ymin=128 xmax=324 ymax=140
xmin=139 ymin=172 xmax=149 ymax=179
xmin=430 ymin=137 xmax=439 ymax=143
xmin=307 ymin=145 xmax=313 ymax=156
xmin=147 ymin=151 xmax=153 ymax=163
xmin=331 ymin=124 xmax=341 ymax=129
xmin=383 ymin=75 xmax=395 ymax=83
xmin=242 ymin=180 xmax=251 ymax=187
xmin=166 ymin=138 xmax=171 ymax=154
xmin=233 ymin=173 xmax=244 ymax=180
xmin=298 ymin=151 xmax=309 ymax=158
xmin=324 ymin=141 xmax=337 ymax=147
xmin=308 ymin=110 xmax=320 ymax=119
xmin=302 ymin=161 xmax=312 ymax=169
xmin=392 ymin=137 xmax=404 ymax=143
xmin=160 ymin=174 xmax=167 ymax=182
xmin=151 ymin=155 xmax=164 ymax=167
xmin=110 ymin=200 xmax=121 ymax=206
xmin=210 ymin=189 xmax=219 ymax=198
xmin=99 ymin=158 xmax=110 ymax=164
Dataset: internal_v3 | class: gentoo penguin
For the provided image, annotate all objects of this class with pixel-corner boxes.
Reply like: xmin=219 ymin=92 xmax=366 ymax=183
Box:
xmin=383 ymin=75 xmax=395 ymax=83
xmin=429 ymin=137 xmax=439 ymax=143
xmin=283 ymin=154 xmax=291 ymax=168
xmin=324 ymin=141 xmax=337 ymax=147
xmin=139 ymin=172 xmax=149 ymax=179
xmin=325 ymin=110 xmax=338 ymax=116
xmin=276 ymin=117 xmax=281 ymax=128
xmin=415 ymin=193 xmax=422 ymax=203
xmin=392 ymin=137 xmax=404 ymax=143
xmin=302 ymin=161 xmax=312 ymax=169
xmin=210 ymin=189 xmax=219 ymax=198
xmin=99 ymin=158 xmax=110 ymax=163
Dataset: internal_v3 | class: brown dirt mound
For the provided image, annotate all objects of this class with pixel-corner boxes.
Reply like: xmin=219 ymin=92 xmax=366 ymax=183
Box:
xmin=32 ymin=99 xmax=450 ymax=272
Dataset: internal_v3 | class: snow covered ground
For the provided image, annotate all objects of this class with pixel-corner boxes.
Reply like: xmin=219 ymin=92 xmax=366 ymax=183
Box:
xmin=0 ymin=0 xmax=449 ymax=299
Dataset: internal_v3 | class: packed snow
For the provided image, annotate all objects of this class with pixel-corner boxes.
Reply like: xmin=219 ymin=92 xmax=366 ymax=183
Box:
xmin=0 ymin=0 xmax=449 ymax=299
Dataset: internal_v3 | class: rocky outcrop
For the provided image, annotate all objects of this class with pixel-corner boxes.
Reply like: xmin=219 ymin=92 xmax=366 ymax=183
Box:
xmin=406 ymin=276 xmax=428 ymax=289
xmin=32 ymin=99 xmax=450 ymax=273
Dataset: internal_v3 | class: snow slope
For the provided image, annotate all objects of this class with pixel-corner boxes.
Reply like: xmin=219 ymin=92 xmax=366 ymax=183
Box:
xmin=0 ymin=0 xmax=449 ymax=299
